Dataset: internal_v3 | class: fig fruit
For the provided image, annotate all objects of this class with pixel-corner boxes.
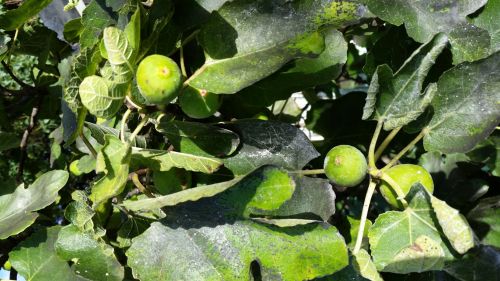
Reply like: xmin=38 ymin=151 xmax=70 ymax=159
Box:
xmin=324 ymin=145 xmax=367 ymax=187
xmin=136 ymin=54 xmax=182 ymax=105
xmin=379 ymin=164 xmax=434 ymax=209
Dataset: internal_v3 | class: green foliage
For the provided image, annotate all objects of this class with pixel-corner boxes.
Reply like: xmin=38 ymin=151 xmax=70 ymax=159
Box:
xmin=0 ymin=0 xmax=499 ymax=280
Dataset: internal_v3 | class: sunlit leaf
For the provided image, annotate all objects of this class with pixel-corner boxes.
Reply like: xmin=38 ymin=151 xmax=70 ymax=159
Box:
xmin=89 ymin=135 xmax=131 ymax=208
xmin=0 ymin=170 xmax=69 ymax=239
xmin=79 ymin=75 xmax=125 ymax=119
xmin=368 ymin=184 xmax=454 ymax=273
xmin=430 ymin=195 xmax=474 ymax=254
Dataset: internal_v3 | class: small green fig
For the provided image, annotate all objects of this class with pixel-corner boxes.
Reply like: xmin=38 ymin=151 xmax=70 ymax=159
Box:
xmin=179 ymin=86 xmax=221 ymax=119
xmin=324 ymin=145 xmax=367 ymax=187
xmin=136 ymin=54 xmax=182 ymax=105
xmin=379 ymin=164 xmax=434 ymax=209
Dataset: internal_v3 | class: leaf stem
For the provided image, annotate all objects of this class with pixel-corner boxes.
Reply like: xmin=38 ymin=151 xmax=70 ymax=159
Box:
xmin=353 ymin=180 xmax=377 ymax=254
xmin=180 ymin=44 xmax=187 ymax=77
xmin=120 ymin=108 xmax=133 ymax=142
xmin=290 ymin=169 xmax=325 ymax=176
xmin=80 ymin=132 xmax=97 ymax=158
xmin=380 ymin=173 xmax=408 ymax=208
xmin=374 ymin=126 xmax=401 ymax=161
xmin=128 ymin=115 xmax=148 ymax=144
xmin=381 ymin=129 xmax=426 ymax=172
xmin=368 ymin=120 xmax=383 ymax=169
xmin=130 ymin=172 xmax=154 ymax=198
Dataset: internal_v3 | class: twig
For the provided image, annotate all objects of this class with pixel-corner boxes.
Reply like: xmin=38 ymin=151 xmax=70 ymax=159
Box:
xmin=16 ymin=95 xmax=42 ymax=183
xmin=1 ymin=61 xmax=32 ymax=89
xmin=80 ymin=132 xmax=97 ymax=158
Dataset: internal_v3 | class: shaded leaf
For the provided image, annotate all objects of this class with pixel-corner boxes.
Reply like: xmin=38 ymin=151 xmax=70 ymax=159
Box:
xmin=85 ymin=121 xmax=147 ymax=148
xmin=445 ymin=245 xmax=500 ymax=281
xmin=55 ymin=224 xmax=124 ymax=281
xmin=80 ymin=0 xmax=117 ymax=48
xmin=0 ymin=131 xmax=20 ymax=151
xmin=155 ymin=117 xmax=240 ymax=157
xmin=131 ymin=148 xmax=223 ymax=174
xmin=89 ymin=135 xmax=131 ymax=208
xmin=363 ymin=33 xmax=448 ymax=130
xmin=362 ymin=0 xmax=490 ymax=64
xmin=262 ymin=176 xmax=335 ymax=221
xmin=473 ymin=0 xmax=500 ymax=54
xmin=9 ymin=226 xmax=77 ymax=281
xmin=187 ymin=0 xmax=365 ymax=93
xmin=430 ymin=196 xmax=475 ymax=254
xmin=0 ymin=170 xmax=69 ymax=239
xmin=423 ymin=52 xmax=500 ymax=153
xmin=116 ymin=216 xmax=153 ymax=248
xmin=368 ymin=184 xmax=454 ymax=273
xmin=0 ymin=0 xmax=53 ymax=31
xmin=467 ymin=196 xmax=500 ymax=248
xmin=220 ymin=119 xmax=320 ymax=175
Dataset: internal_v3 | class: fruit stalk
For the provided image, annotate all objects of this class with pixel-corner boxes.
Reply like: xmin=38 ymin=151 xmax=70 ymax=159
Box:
xmin=381 ymin=129 xmax=426 ymax=172
xmin=353 ymin=180 xmax=377 ymax=254
xmin=368 ymin=121 xmax=383 ymax=169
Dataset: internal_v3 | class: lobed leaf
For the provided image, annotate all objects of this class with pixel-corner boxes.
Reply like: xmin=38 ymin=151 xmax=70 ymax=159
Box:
xmin=368 ymin=184 xmax=455 ymax=273
xmin=363 ymin=33 xmax=448 ymax=130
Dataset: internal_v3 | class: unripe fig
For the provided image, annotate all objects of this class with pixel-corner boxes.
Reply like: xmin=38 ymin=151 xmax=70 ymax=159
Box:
xmin=379 ymin=164 xmax=434 ymax=209
xmin=136 ymin=54 xmax=182 ymax=105
xmin=179 ymin=86 xmax=221 ymax=119
xmin=324 ymin=145 xmax=367 ymax=187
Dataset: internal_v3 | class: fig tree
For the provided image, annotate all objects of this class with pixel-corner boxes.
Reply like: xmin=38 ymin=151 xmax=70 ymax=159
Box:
xmin=379 ymin=164 xmax=434 ymax=209
xmin=324 ymin=145 xmax=367 ymax=187
xmin=136 ymin=54 xmax=182 ymax=105
xmin=179 ymin=86 xmax=221 ymax=119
